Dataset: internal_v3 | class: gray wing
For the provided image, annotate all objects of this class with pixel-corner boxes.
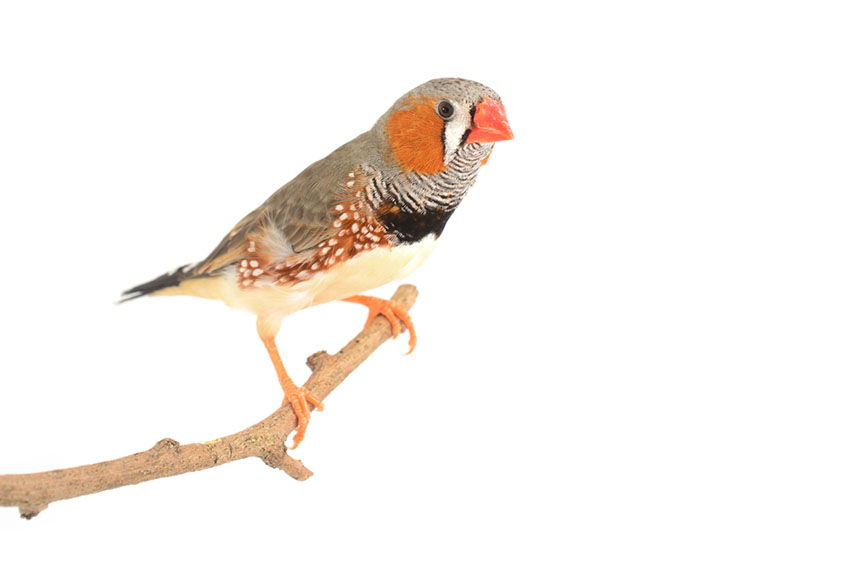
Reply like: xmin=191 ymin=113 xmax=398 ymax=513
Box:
xmin=193 ymin=132 xmax=373 ymax=275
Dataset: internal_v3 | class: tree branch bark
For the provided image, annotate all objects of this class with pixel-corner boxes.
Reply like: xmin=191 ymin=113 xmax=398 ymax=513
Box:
xmin=0 ymin=284 xmax=418 ymax=519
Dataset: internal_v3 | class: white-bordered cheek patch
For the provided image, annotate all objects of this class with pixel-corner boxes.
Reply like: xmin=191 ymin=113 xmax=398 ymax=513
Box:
xmin=442 ymin=106 xmax=472 ymax=163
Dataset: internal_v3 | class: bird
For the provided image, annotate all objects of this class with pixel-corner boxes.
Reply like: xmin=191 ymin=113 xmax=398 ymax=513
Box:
xmin=121 ymin=78 xmax=513 ymax=449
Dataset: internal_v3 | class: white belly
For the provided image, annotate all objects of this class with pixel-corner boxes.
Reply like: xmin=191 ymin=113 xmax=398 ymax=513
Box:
xmin=305 ymin=234 xmax=437 ymax=306
xmin=162 ymin=235 xmax=437 ymax=334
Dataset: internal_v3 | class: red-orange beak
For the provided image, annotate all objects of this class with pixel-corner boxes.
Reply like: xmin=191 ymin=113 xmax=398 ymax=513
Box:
xmin=466 ymin=97 xmax=514 ymax=144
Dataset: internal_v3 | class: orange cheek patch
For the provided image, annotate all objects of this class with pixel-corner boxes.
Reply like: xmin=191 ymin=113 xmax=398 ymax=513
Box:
xmin=386 ymin=96 xmax=447 ymax=175
xmin=480 ymin=149 xmax=493 ymax=166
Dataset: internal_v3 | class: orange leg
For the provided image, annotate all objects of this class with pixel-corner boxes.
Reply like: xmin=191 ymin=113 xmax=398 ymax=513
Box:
xmin=260 ymin=335 xmax=323 ymax=450
xmin=342 ymin=295 xmax=417 ymax=354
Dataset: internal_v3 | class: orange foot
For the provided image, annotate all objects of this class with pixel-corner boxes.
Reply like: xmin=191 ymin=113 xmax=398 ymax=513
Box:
xmin=283 ymin=387 xmax=324 ymax=450
xmin=260 ymin=334 xmax=324 ymax=451
xmin=342 ymin=295 xmax=417 ymax=354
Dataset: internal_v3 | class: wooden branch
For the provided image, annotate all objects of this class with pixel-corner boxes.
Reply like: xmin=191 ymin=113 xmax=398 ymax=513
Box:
xmin=0 ymin=284 xmax=418 ymax=519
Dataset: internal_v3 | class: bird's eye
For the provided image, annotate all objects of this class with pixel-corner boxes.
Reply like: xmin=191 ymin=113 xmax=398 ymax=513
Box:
xmin=436 ymin=100 xmax=455 ymax=120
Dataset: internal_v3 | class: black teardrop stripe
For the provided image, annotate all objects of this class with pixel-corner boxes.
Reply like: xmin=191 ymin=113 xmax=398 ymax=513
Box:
xmin=377 ymin=206 xmax=456 ymax=243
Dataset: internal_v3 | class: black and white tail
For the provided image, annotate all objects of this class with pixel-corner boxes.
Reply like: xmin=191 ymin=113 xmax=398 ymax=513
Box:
xmin=119 ymin=263 xmax=198 ymax=303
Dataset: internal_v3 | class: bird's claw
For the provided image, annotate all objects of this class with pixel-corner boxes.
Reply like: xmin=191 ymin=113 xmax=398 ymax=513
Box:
xmin=283 ymin=387 xmax=323 ymax=450
xmin=344 ymin=295 xmax=417 ymax=354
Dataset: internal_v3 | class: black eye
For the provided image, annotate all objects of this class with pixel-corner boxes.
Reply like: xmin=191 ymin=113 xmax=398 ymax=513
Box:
xmin=436 ymin=100 xmax=455 ymax=120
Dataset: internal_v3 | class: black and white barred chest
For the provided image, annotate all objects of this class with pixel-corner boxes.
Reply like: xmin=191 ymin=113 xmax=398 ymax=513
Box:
xmin=365 ymin=142 xmax=492 ymax=244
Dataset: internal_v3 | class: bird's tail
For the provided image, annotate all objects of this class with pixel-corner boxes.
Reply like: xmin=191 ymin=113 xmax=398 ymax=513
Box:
xmin=119 ymin=263 xmax=197 ymax=303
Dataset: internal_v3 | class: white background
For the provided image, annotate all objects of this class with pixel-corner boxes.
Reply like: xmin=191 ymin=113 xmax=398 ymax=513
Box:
xmin=1 ymin=1 xmax=848 ymax=565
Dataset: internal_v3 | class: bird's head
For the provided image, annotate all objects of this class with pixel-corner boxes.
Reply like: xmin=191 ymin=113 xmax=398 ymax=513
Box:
xmin=375 ymin=78 xmax=513 ymax=176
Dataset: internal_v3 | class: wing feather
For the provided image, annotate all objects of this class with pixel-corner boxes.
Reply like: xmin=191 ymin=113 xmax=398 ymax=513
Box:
xmin=190 ymin=133 xmax=373 ymax=276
